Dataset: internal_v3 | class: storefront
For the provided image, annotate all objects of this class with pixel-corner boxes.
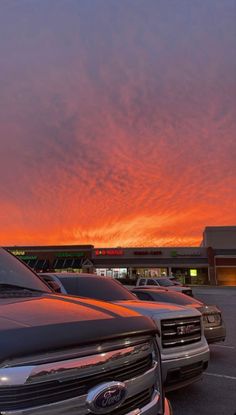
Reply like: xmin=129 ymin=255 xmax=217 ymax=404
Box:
xmin=7 ymin=245 xmax=94 ymax=273
xmin=202 ymin=226 xmax=236 ymax=286
xmin=215 ymin=256 xmax=236 ymax=286
xmin=6 ymin=226 xmax=236 ymax=286
xmin=92 ymin=247 xmax=210 ymax=285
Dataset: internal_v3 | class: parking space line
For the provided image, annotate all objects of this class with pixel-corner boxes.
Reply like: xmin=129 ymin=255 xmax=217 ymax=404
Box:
xmin=210 ymin=344 xmax=235 ymax=349
xmin=205 ymin=372 xmax=236 ymax=380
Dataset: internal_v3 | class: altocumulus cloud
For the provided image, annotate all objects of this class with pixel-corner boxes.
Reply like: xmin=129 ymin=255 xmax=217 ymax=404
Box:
xmin=0 ymin=0 xmax=235 ymax=246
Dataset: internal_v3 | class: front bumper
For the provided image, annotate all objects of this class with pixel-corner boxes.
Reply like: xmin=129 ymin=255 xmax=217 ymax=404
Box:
xmin=204 ymin=323 xmax=226 ymax=344
xmin=1 ymin=389 xmax=162 ymax=415
xmin=1 ymin=363 xmax=163 ymax=415
xmin=161 ymin=346 xmax=209 ymax=392
xmin=164 ymin=399 xmax=173 ymax=415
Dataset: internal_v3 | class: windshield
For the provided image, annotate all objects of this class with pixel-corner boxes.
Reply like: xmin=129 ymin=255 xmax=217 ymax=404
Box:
xmin=0 ymin=248 xmax=51 ymax=292
xmin=57 ymin=275 xmax=137 ymax=301
xmin=155 ymin=278 xmax=175 ymax=287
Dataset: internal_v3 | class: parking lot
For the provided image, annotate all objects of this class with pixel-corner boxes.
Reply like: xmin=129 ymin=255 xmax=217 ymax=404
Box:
xmin=167 ymin=286 xmax=236 ymax=415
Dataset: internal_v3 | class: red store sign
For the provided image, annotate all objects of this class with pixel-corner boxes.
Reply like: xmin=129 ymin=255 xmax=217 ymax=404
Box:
xmin=95 ymin=249 xmax=124 ymax=256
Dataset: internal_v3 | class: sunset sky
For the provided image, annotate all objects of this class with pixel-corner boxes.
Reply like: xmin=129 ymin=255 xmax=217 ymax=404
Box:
xmin=0 ymin=0 xmax=235 ymax=247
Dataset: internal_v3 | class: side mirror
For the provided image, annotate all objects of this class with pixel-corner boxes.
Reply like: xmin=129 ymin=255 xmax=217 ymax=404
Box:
xmin=48 ymin=281 xmax=61 ymax=293
xmin=44 ymin=280 xmax=62 ymax=293
xmin=131 ymin=292 xmax=138 ymax=298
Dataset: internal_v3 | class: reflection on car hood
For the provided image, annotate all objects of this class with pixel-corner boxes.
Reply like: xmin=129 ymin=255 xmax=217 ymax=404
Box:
xmin=165 ymin=286 xmax=191 ymax=292
xmin=0 ymin=294 xmax=156 ymax=361
xmin=115 ymin=300 xmax=200 ymax=318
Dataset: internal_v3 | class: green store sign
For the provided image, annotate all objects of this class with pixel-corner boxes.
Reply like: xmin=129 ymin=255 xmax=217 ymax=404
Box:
xmin=18 ymin=255 xmax=37 ymax=260
xmin=56 ymin=252 xmax=84 ymax=258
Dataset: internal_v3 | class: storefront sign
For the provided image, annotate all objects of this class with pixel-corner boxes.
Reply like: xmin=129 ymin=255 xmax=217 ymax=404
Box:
xmin=95 ymin=249 xmax=124 ymax=256
xmin=21 ymin=255 xmax=37 ymax=260
xmin=56 ymin=252 xmax=84 ymax=258
xmin=10 ymin=252 xmax=37 ymax=260
xmin=10 ymin=250 xmax=26 ymax=256
xmin=171 ymin=250 xmax=202 ymax=257
xmin=133 ymin=251 xmax=162 ymax=255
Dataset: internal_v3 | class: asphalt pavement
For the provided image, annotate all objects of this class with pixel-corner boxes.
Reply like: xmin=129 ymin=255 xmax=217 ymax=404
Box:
xmin=167 ymin=286 xmax=236 ymax=415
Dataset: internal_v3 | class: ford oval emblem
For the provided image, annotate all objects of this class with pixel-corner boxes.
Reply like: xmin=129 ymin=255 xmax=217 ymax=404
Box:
xmin=86 ymin=381 xmax=127 ymax=414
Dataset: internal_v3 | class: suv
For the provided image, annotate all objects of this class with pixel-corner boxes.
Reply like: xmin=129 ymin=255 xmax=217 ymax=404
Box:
xmin=40 ymin=272 xmax=209 ymax=392
xmin=136 ymin=277 xmax=193 ymax=296
xmin=132 ymin=287 xmax=226 ymax=344
xmin=0 ymin=248 xmax=171 ymax=415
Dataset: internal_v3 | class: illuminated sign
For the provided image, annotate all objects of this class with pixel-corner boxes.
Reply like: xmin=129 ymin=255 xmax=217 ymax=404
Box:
xmin=171 ymin=251 xmax=201 ymax=257
xmin=56 ymin=252 xmax=84 ymax=258
xmin=133 ymin=251 xmax=162 ymax=255
xmin=95 ymin=249 xmax=124 ymax=256
xmin=10 ymin=250 xmax=25 ymax=256
xmin=9 ymin=251 xmax=37 ymax=260
xmin=21 ymin=255 xmax=37 ymax=260
xmin=190 ymin=269 xmax=198 ymax=277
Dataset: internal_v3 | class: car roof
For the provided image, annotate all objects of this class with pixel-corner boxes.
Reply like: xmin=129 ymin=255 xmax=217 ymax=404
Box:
xmin=41 ymin=273 xmax=121 ymax=282
xmin=133 ymin=287 xmax=184 ymax=295
xmin=133 ymin=286 xmax=168 ymax=291
xmin=138 ymin=277 xmax=166 ymax=280
xmin=133 ymin=287 xmax=203 ymax=305
xmin=153 ymin=278 xmax=172 ymax=282
xmin=134 ymin=286 xmax=168 ymax=291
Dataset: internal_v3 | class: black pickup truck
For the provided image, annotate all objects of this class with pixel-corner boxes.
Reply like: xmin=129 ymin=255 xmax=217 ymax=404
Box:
xmin=0 ymin=248 xmax=171 ymax=415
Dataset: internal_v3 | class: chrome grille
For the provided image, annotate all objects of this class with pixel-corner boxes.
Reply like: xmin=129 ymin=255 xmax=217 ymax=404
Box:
xmin=161 ymin=316 xmax=201 ymax=348
xmin=165 ymin=362 xmax=206 ymax=386
xmin=0 ymin=337 xmax=156 ymax=412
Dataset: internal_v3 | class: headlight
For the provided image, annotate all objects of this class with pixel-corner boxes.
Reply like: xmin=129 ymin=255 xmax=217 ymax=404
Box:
xmin=200 ymin=308 xmax=222 ymax=327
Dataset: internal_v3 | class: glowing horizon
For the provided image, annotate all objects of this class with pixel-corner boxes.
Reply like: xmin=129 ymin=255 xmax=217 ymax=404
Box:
xmin=0 ymin=1 xmax=235 ymax=248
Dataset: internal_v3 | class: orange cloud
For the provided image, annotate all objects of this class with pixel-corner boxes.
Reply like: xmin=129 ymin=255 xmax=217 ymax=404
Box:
xmin=0 ymin=1 xmax=235 ymax=247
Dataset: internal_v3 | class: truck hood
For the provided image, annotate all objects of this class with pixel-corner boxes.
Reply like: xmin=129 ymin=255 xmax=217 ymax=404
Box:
xmin=0 ymin=294 xmax=156 ymax=361
xmin=115 ymin=300 xmax=201 ymax=319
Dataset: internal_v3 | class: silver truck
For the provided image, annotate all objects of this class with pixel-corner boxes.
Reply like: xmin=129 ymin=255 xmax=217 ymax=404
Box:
xmin=0 ymin=248 xmax=172 ymax=415
xmin=136 ymin=277 xmax=193 ymax=296
xmin=40 ymin=273 xmax=210 ymax=391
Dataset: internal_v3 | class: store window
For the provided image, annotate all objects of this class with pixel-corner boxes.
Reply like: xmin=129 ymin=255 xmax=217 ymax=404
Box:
xmin=96 ymin=268 xmax=127 ymax=279
xmin=171 ymin=268 xmax=208 ymax=285
xmin=132 ymin=268 xmax=167 ymax=278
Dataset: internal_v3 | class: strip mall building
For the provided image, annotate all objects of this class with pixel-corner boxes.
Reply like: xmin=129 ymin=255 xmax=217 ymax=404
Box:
xmin=6 ymin=226 xmax=236 ymax=286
